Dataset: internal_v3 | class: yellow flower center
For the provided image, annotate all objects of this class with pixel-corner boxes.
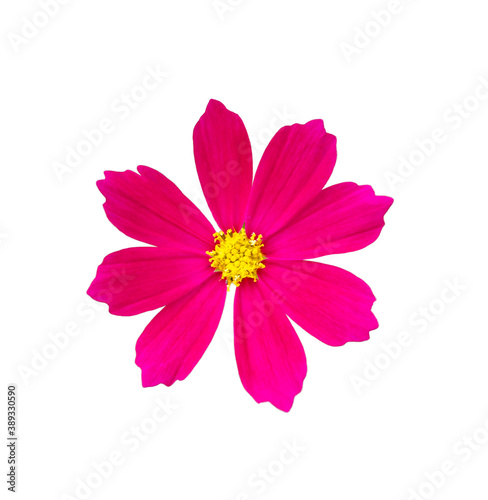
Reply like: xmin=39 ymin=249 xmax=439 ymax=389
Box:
xmin=207 ymin=228 xmax=266 ymax=291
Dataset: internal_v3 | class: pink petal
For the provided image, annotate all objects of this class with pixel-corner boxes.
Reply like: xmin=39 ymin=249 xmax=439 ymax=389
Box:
xmin=234 ymin=279 xmax=307 ymax=412
xmin=245 ymin=120 xmax=337 ymax=237
xmin=260 ymin=260 xmax=378 ymax=347
xmin=87 ymin=247 xmax=213 ymax=316
xmin=193 ymin=100 xmax=253 ymax=231
xmin=265 ymin=183 xmax=393 ymax=260
xmin=97 ymin=165 xmax=215 ymax=252
xmin=135 ymin=274 xmax=226 ymax=387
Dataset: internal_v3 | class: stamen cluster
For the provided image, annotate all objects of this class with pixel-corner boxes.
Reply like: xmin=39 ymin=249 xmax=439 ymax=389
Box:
xmin=207 ymin=228 xmax=266 ymax=290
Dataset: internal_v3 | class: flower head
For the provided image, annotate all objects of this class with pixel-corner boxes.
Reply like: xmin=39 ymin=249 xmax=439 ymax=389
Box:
xmin=87 ymin=99 xmax=393 ymax=412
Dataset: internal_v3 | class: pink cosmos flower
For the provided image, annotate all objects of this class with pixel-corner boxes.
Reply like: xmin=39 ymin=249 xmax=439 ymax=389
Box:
xmin=87 ymin=99 xmax=393 ymax=412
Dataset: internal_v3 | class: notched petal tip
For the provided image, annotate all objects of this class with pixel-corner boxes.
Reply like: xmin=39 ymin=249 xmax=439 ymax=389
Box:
xmin=288 ymin=119 xmax=336 ymax=142
xmin=205 ymin=98 xmax=226 ymax=111
xmin=381 ymin=195 xmax=394 ymax=210
xmin=136 ymin=164 xmax=152 ymax=175
xmin=140 ymin=370 xmax=172 ymax=388
xmin=253 ymin=393 xmax=299 ymax=413
xmin=303 ymin=118 xmax=325 ymax=132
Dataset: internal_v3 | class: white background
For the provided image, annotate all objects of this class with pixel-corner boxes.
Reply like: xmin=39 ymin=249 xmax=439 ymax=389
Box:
xmin=1 ymin=1 xmax=488 ymax=499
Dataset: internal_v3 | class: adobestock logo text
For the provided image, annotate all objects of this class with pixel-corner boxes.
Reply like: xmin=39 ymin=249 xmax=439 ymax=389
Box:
xmin=350 ymin=278 xmax=467 ymax=395
xmin=8 ymin=0 xmax=72 ymax=54
xmin=406 ymin=412 xmax=488 ymax=499
xmin=340 ymin=0 xmax=416 ymax=63
xmin=61 ymin=398 xmax=178 ymax=500
xmin=51 ymin=64 xmax=168 ymax=183
xmin=384 ymin=74 xmax=488 ymax=192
